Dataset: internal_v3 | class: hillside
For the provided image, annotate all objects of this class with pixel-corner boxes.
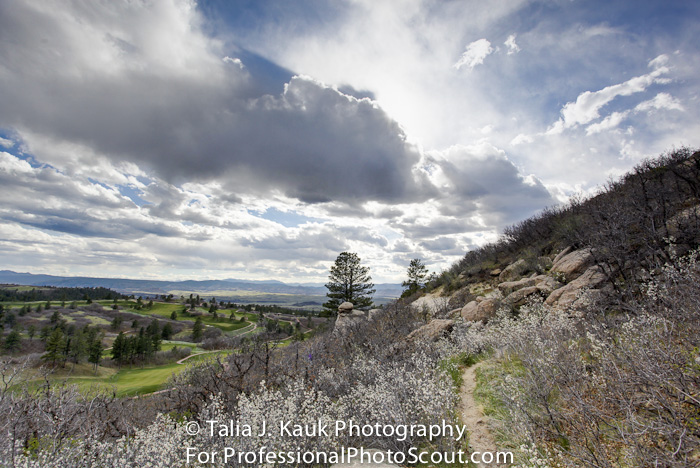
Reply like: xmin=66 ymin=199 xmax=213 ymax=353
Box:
xmin=1 ymin=147 xmax=698 ymax=468
xmin=398 ymin=147 xmax=700 ymax=467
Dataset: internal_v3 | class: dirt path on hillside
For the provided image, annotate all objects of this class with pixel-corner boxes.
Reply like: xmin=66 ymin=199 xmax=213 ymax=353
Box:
xmin=460 ymin=362 xmax=504 ymax=467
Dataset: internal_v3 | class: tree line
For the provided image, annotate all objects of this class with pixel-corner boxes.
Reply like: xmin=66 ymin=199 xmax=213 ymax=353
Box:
xmin=0 ymin=285 xmax=126 ymax=303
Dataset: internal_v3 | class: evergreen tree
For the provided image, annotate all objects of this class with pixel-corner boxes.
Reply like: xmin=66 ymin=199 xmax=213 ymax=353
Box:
xmin=4 ymin=312 xmax=16 ymax=328
xmin=401 ymin=258 xmax=429 ymax=297
xmin=323 ymin=252 xmax=375 ymax=313
xmin=146 ymin=320 xmax=161 ymax=351
xmin=3 ymin=329 xmax=22 ymax=352
xmin=50 ymin=310 xmax=61 ymax=325
xmin=111 ymin=315 xmax=123 ymax=331
xmin=67 ymin=330 xmax=87 ymax=363
xmin=88 ymin=338 xmax=103 ymax=373
xmin=161 ymin=323 xmax=174 ymax=340
xmin=192 ymin=317 xmax=203 ymax=342
xmin=111 ymin=332 xmax=126 ymax=366
xmin=42 ymin=329 xmax=66 ymax=365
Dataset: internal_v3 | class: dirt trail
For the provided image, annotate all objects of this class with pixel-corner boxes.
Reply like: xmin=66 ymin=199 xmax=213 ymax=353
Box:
xmin=460 ymin=362 xmax=503 ymax=467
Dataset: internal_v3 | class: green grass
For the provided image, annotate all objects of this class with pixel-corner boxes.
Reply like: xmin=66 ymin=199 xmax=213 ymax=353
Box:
xmin=83 ymin=363 xmax=183 ymax=396
xmin=124 ymin=303 xmax=253 ymax=333
xmin=55 ymin=361 xmax=191 ymax=396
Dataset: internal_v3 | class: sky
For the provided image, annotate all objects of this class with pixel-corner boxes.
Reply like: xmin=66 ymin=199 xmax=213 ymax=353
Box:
xmin=0 ymin=0 xmax=698 ymax=284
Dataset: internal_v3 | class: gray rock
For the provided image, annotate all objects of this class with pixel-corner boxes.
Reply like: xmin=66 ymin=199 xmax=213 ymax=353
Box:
xmin=405 ymin=319 xmax=455 ymax=342
xmin=503 ymin=286 xmax=542 ymax=307
xmin=498 ymin=259 xmax=529 ymax=282
xmin=338 ymin=302 xmax=354 ymax=313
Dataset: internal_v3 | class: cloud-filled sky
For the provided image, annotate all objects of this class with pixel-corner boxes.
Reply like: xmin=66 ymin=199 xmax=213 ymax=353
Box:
xmin=0 ymin=0 xmax=698 ymax=283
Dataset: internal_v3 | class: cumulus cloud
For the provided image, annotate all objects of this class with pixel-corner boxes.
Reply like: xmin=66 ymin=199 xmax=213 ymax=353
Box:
xmin=635 ymin=92 xmax=684 ymax=112
xmin=504 ymin=34 xmax=520 ymax=54
xmin=454 ymin=39 xmax=494 ymax=70
xmin=0 ymin=1 xmax=426 ymax=206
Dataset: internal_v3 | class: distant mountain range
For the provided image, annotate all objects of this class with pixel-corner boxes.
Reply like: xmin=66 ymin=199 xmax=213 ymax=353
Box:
xmin=0 ymin=270 xmax=402 ymax=306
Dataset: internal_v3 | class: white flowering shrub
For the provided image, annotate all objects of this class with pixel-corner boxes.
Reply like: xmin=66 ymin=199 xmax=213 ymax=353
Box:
xmin=454 ymin=251 xmax=700 ymax=467
xmin=2 ymin=345 xmax=459 ymax=468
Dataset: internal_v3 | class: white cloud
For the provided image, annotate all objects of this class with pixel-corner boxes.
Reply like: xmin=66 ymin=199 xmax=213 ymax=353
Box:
xmin=0 ymin=137 xmax=13 ymax=148
xmin=585 ymin=111 xmax=629 ymax=135
xmin=546 ymin=54 xmax=671 ymax=134
xmin=635 ymin=92 xmax=684 ymax=112
xmin=454 ymin=39 xmax=494 ymax=70
xmin=223 ymin=56 xmax=245 ymax=69
xmin=504 ymin=34 xmax=520 ymax=54
xmin=510 ymin=133 xmax=533 ymax=145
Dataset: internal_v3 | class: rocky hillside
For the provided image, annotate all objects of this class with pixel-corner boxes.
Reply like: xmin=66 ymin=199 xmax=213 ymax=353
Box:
xmin=400 ymin=147 xmax=700 ymax=467
xmin=415 ymin=147 xmax=700 ymax=316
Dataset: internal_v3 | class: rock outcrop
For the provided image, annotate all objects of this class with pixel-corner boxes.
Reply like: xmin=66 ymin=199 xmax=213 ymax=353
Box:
xmin=498 ymin=259 xmax=529 ymax=282
xmin=545 ymin=265 xmax=607 ymax=309
xmin=461 ymin=298 xmax=499 ymax=322
xmin=498 ymin=275 xmax=561 ymax=297
xmin=333 ymin=303 xmax=368 ymax=334
xmin=551 ymin=248 xmax=595 ymax=281
xmin=405 ymin=319 xmax=455 ymax=342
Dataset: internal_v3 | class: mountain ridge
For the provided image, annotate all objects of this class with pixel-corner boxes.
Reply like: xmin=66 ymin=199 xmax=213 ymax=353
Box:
xmin=0 ymin=270 xmax=402 ymax=302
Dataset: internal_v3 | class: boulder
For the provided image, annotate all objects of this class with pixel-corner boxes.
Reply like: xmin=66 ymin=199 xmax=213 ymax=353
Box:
xmin=411 ymin=292 xmax=450 ymax=314
xmin=461 ymin=301 xmax=478 ymax=320
xmin=498 ymin=275 xmax=560 ymax=296
xmin=551 ymin=248 xmax=595 ymax=281
xmin=333 ymin=308 xmax=368 ymax=334
xmin=405 ymin=319 xmax=455 ymax=342
xmin=546 ymin=265 xmax=607 ymax=309
xmin=498 ymin=259 xmax=529 ymax=282
xmin=367 ymin=309 xmax=382 ymax=321
xmin=535 ymin=275 xmax=561 ymax=295
xmin=461 ymin=299 xmax=499 ymax=322
xmin=498 ymin=276 xmax=539 ymax=295
xmin=338 ymin=302 xmax=354 ymax=313
xmin=502 ymin=286 xmax=542 ymax=308
xmin=552 ymin=246 xmax=573 ymax=265
xmin=489 ymin=268 xmax=502 ymax=277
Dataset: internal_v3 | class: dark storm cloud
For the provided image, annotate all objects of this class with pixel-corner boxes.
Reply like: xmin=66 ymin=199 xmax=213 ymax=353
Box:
xmin=429 ymin=145 xmax=556 ymax=226
xmin=0 ymin=1 xmax=427 ymax=206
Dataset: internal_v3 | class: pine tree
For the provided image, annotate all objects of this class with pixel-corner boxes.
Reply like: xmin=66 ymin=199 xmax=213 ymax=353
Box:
xmin=88 ymin=334 xmax=104 ymax=372
xmin=42 ymin=329 xmax=66 ymax=365
xmin=111 ymin=332 xmax=126 ymax=366
xmin=3 ymin=329 xmax=22 ymax=352
xmin=323 ymin=252 xmax=375 ymax=313
xmin=402 ymin=258 xmax=429 ymax=296
xmin=192 ymin=317 xmax=203 ymax=342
